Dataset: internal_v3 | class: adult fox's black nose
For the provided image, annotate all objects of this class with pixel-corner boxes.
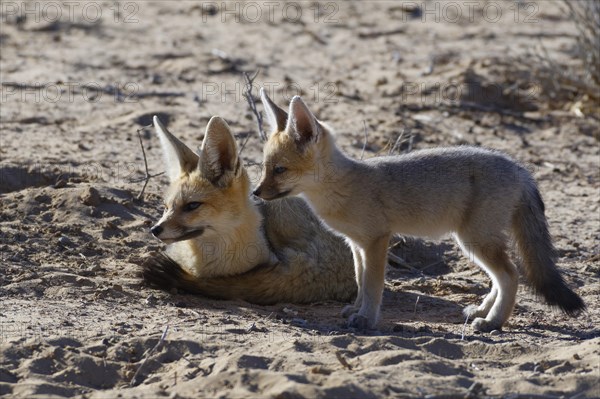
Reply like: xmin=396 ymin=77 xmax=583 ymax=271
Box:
xmin=252 ymin=187 xmax=262 ymax=197
xmin=151 ymin=225 xmax=163 ymax=237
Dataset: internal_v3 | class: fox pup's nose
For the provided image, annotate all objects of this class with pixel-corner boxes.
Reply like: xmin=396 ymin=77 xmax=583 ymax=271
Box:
xmin=151 ymin=225 xmax=163 ymax=237
xmin=252 ymin=187 xmax=262 ymax=197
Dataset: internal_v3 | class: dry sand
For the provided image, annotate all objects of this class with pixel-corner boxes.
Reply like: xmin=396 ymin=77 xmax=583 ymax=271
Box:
xmin=1 ymin=1 xmax=599 ymax=398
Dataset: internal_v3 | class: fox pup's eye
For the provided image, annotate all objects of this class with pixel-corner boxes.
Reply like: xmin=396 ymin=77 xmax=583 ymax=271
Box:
xmin=274 ymin=166 xmax=287 ymax=175
xmin=183 ymin=202 xmax=202 ymax=212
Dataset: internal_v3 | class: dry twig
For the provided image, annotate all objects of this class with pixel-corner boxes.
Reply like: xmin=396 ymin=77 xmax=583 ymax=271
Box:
xmin=360 ymin=121 xmax=368 ymax=160
xmin=132 ymin=125 xmax=164 ymax=201
xmin=239 ymin=70 xmax=266 ymax=156
xmin=358 ymin=27 xmax=405 ymax=39
xmin=389 ymin=129 xmax=405 ymax=155
xmin=413 ymin=295 xmax=420 ymax=316
xmin=335 ymin=351 xmax=353 ymax=370
xmin=461 ymin=314 xmax=469 ymax=341
xmin=387 ymin=252 xmax=419 ymax=273
xmin=130 ymin=325 xmax=169 ymax=386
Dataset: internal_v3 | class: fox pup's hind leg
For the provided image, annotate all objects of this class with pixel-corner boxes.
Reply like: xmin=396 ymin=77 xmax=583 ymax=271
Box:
xmin=341 ymin=242 xmax=365 ymax=318
xmin=348 ymin=234 xmax=391 ymax=329
xmin=455 ymin=233 xmax=518 ymax=332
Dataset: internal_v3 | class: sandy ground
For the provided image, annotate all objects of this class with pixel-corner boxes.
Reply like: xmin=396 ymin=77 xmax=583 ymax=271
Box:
xmin=1 ymin=1 xmax=599 ymax=398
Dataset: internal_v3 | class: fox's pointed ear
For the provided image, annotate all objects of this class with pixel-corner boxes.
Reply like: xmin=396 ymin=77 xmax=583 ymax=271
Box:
xmin=199 ymin=116 xmax=240 ymax=187
xmin=260 ymin=88 xmax=287 ymax=134
xmin=286 ymin=96 xmax=321 ymax=147
xmin=153 ymin=115 xmax=199 ymax=181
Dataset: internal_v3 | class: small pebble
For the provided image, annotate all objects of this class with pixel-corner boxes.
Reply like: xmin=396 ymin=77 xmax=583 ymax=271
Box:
xmin=145 ymin=294 xmax=157 ymax=306
xmin=80 ymin=186 xmax=101 ymax=207
xmin=90 ymin=265 xmax=102 ymax=272
xmin=282 ymin=307 xmax=298 ymax=316
xmin=375 ymin=76 xmax=388 ymax=86
xmin=58 ymin=236 xmax=73 ymax=246
xmin=310 ymin=365 xmax=332 ymax=375
xmin=468 ymin=381 xmax=483 ymax=393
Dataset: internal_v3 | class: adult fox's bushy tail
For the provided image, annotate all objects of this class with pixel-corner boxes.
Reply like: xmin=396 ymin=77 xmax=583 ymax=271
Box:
xmin=141 ymin=252 xmax=355 ymax=305
xmin=513 ymin=181 xmax=585 ymax=315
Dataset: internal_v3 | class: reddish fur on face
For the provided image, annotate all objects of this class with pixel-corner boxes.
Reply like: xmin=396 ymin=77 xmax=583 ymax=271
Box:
xmin=159 ymin=168 xmax=250 ymax=240
xmin=258 ymin=131 xmax=317 ymax=199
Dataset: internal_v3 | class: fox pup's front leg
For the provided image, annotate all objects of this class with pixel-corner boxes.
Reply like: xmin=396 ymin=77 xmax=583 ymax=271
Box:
xmin=341 ymin=243 xmax=365 ymax=318
xmin=463 ymin=287 xmax=498 ymax=320
xmin=347 ymin=234 xmax=390 ymax=329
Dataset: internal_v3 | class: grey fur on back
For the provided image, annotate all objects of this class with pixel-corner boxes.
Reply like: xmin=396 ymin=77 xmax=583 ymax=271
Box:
xmin=324 ymin=146 xmax=526 ymax=239
xmin=337 ymin=146 xmax=584 ymax=314
xmin=258 ymin=196 xmax=355 ymax=298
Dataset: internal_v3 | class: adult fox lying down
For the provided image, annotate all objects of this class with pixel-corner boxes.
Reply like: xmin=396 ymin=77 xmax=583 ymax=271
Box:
xmin=141 ymin=115 xmax=355 ymax=304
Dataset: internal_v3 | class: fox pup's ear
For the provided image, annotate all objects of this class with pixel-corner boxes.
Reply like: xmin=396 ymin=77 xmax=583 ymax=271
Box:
xmin=260 ymin=88 xmax=287 ymax=134
xmin=199 ymin=116 xmax=240 ymax=187
xmin=153 ymin=115 xmax=199 ymax=181
xmin=286 ymin=96 xmax=321 ymax=147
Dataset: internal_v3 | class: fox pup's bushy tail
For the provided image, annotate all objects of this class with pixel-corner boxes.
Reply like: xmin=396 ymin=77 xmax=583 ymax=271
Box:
xmin=513 ymin=181 xmax=585 ymax=315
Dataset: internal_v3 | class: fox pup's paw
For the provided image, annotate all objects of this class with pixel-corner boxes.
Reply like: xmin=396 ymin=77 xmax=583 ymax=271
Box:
xmin=347 ymin=314 xmax=371 ymax=330
xmin=472 ymin=317 xmax=501 ymax=333
xmin=341 ymin=305 xmax=358 ymax=318
xmin=463 ymin=305 xmax=487 ymax=319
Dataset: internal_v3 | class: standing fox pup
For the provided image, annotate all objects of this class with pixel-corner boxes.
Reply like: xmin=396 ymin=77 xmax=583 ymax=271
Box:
xmin=254 ymin=92 xmax=585 ymax=331
xmin=141 ymin=115 xmax=355 ymax=304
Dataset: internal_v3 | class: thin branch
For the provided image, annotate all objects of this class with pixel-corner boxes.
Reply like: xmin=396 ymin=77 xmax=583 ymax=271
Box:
xmin=130 ymin=325 xmax=169 ymax=386
xmin=240 ymin=70 xmax=266 ymax=156
xmin=134 ymin=125 xmax=164 ymax=201
xmin=407 ymin=132 xmax=414 ymax=153
xmin=335 ymin=351 xmax=353 ymax=370
xmin=413 ymin=295 xmax=420 ymax=316
xmin=461 ymin=314 xmax=469 ymax=341
xmin=389 ymin=128 xmax=406 ymax=155
xmin=360 ymin=121 xmax=368 ymax=160
xmin=358 ymin=27 xmax=405 ymax=39
xmin=387 ymin=252 xmax=419 ymax=273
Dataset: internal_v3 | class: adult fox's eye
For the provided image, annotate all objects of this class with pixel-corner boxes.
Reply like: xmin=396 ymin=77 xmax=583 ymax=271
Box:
xmin=183 ymin=202 xmax=202 ymax=212
xmin=274 ymin=166 xmax=287 ymax=175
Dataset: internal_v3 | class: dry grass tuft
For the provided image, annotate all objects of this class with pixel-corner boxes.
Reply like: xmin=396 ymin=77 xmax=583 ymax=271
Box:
xmin=517 ymin=1 xmax=599 ymax=118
